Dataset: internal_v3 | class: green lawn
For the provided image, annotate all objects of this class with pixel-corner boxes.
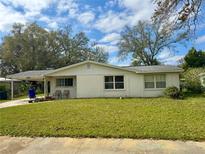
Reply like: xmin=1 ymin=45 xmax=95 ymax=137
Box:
xmin=0 ymin=95 xmax=205 ymax=141
xmin=0 ymin=100 xmax=7 ymax=103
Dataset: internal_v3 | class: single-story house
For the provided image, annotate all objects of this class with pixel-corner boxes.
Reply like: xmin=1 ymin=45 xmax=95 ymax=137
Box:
xmin=199 ymin=73 xmax=205 ymax=87
xmin=7 ymin=61 xmax=183 ymax=98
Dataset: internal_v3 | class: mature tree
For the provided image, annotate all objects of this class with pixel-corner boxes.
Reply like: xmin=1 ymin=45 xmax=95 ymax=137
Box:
xmin=153 ymin=0 xmax=205 ymax=31
xmin=0 ymin=23 xmax=108 ymax=76
xmin=53 ymin=28 xmax=108 ymax=65
xmin=118 ymin=20 xmax=187 ymax=66
xmin=183 ymin=47 xmax=205 ymax=68
xmin=0 ymin=23 xmax=62 ymax=75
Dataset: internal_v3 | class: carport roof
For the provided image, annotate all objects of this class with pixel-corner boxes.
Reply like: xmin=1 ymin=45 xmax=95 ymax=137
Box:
xmin=0 ymin=77 xmax=20 ymax=82
xmin=7 ymin=70 xmax=53 ymax=81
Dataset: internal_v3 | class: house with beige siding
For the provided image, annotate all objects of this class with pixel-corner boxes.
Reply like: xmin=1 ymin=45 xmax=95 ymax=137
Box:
xmin=7 ymin=61 xmax=183 ymax=98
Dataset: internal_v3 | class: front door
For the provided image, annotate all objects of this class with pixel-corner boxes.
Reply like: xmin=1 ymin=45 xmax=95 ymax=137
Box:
xmin=47 ymin=81 xmax=50 ymax=95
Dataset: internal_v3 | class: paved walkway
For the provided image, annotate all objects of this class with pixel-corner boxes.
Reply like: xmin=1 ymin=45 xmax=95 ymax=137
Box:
xmin=0 ymin=99 xmax=29 ymax=109
xmin=0 ymin=136 xmax=205 ymax=154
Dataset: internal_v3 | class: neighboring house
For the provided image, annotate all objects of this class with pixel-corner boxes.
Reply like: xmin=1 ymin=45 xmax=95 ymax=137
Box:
xmin=7 ymin=61 xmax=183 ymax=98
xmin=199 ymin=73 xmax=205 ymax=87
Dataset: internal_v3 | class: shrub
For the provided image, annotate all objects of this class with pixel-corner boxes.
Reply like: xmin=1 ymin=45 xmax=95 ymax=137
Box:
xmin=164 ymin=87 xmax=182 ymax=99
xmin=185 ymin=80 xmax=203 ymax=93
xmin=0 ymin=85 xmax=6 ymax=91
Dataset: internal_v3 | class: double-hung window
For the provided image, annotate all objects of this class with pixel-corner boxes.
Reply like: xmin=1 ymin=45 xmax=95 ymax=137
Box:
xmin=56 ymin=78 xmax=73 ymax=87
xmin=115 ymin=76 xmax=124 ymax=89
xmin=144 ymin=75 xmax=155 ymax=88
xmin=104 ymin=76 xmax=124 ymax=89
xmin=104 ymin=76 xmax=114 ymax=89
xmin=156 ymin=75 xmax=166 ymax=88
xmin=144 ymin=74 xmax=166 ymax=89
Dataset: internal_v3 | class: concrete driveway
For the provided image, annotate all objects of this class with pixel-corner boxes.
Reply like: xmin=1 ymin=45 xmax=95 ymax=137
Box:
xmin=0 ymin=97 xmax=47 ymax=109
xmin=0 ymin=99 xmax=29 ymax=109
xmin=0 ymin=136 xmax=205 ymax=154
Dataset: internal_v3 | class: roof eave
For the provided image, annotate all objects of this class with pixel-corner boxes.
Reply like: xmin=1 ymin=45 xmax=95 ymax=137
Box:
xmin=135 ymin=70 xmax=184 ymax=74
xmin=45 ymin=60 xmax=136 ymax=76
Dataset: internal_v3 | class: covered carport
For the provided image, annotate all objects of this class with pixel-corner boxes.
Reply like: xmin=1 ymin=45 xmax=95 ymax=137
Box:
xmin=0 ymin=77 xmax=20 ymax=100
xmin=6 ymin=70 xmax=53 ymax=99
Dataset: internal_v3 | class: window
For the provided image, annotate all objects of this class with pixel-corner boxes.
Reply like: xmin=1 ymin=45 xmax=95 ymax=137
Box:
xmin=104 ymin=76 xmax=114 ymax=89
xmin=56 ymin=78 xmax=73 ymax=87
xmin=104 ymin=76 xmax=124 ymax=89
xmin=144 ymin=75 xmax=155 ymax=88
xmin=156 ymin=75 xmax=166 ymax=88
xmin=144 ymin=74 xmax=166 ymax=89
xmin=115 ymin=76 xmax=124 ymax=89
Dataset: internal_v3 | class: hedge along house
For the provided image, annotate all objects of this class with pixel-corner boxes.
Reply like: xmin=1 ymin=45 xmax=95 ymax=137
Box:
xmin=7 ymin=61 xmax=183 ymax=99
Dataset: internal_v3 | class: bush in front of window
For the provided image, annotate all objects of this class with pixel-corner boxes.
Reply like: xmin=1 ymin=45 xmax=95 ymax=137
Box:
xmin=164 ymin=86 xmax=183 ymax=99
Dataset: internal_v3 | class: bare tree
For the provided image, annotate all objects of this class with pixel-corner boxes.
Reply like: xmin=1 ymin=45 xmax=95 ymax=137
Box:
xmin=153 ymin=0 xmax=205 ymax=31
xmin=118 ymin=20 xmax=188 ymax=66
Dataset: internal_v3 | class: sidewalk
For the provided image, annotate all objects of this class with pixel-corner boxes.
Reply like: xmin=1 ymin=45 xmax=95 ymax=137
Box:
xmin=0 ymin=136 xmax=205 ymax=154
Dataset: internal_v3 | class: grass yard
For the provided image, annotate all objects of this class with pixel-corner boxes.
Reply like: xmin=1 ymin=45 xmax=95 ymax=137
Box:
xmin=0 ymin=95 xmax=205 ymax=141
xmin=0 ymin=100 xmax=7 ymax=103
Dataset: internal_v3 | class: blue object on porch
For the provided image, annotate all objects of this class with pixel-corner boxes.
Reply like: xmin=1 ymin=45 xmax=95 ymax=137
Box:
xmin=28 ymin=88 xmax=36 ymax=99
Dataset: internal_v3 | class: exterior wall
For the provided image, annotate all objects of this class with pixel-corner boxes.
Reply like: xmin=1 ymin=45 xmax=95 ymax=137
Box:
xmin=142 ymin=73 xmax=180 ymax=97
xmin=76 ymin=75 xmax=102 ymax=98
xmin=166 ymin=73 xmax=180 ymax=88
xmin=47 ymin=63 xmax=180 ymax=98
xmin=77 ymin=75 xmax=130 ymax=98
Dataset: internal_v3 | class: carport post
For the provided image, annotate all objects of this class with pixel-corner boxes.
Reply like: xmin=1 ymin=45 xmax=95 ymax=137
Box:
xmin=11 ymin=79 xmax=14 ymax=100
xmin=44 ymin=78 xmax=47 ymax=98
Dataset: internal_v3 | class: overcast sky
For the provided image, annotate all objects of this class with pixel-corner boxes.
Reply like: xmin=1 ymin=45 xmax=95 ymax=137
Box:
xmin=0 ymin=0 xmax=204 ymax=66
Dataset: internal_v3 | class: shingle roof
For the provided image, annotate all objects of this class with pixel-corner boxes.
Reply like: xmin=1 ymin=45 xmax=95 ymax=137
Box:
xmin=45 ymin=61 xmax=183 ymax=76
xmin=6 ymin=61 xmax=183 ymax=81
xmin=122 ymin=65 xmax=183 ymax=73
xmin=7 ymin=70 xmax=53 ymax=80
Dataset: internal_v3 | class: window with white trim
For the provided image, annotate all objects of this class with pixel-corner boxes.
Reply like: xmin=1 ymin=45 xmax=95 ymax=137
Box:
xmin=104 ymin=76 xmax=124 ymax=89
xmin=144 ymin=75 xmax=155 ymax=88
xmin=104 ymin=76 xmax=114 ymax=89
xmin=144 ymin=74 xmax=166 ymax=89
xmin=56 ymin=78 xmax=73 ymax=87
xmin=156 ymin=75 xmax=166 ymax=88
